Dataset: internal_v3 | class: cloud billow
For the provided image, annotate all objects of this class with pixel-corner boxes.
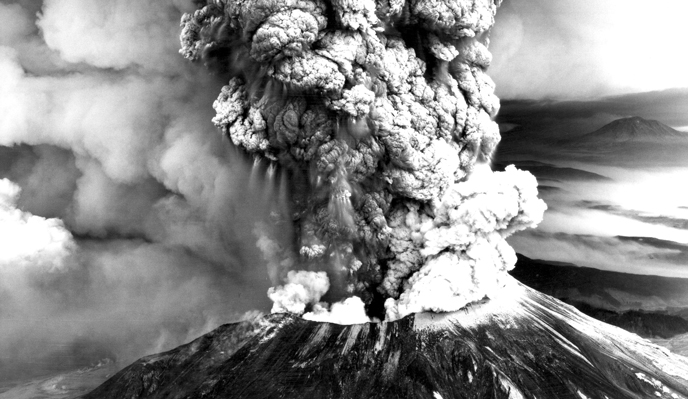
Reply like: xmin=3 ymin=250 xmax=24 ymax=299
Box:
xmin=181 ymin=0 xmax=546 ymax=322
xmin=0 ymin=0 xmax=284 ymax=374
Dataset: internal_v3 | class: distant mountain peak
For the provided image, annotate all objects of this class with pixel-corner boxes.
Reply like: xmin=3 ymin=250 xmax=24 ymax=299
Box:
xmin=582 ymin=116 xmax=687 ymax=143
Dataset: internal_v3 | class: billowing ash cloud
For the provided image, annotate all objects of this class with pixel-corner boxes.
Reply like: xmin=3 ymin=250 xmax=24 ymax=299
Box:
xmin=181 ymin=0 xmax=546 ymax=322
xmin=0 ymin=0 xmax=284 ymax=374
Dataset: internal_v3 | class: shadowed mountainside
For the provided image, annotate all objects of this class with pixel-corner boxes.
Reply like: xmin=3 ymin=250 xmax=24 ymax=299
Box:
xmin=510 ymin=254 xmax=688 ymax=339
xmin=509 ymin=254 xmax=688 ymax=313
xmin=570 ymin=303 xmax=688 ymax=340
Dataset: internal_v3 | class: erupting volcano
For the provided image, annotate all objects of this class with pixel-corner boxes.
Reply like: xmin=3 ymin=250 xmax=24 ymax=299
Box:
xmin=84 ymin=0 xmax=688 ymax=397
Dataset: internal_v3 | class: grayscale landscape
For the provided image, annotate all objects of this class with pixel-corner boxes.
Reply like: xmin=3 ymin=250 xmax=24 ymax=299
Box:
xmin=1 ymin=0 xmax=688 ymax=398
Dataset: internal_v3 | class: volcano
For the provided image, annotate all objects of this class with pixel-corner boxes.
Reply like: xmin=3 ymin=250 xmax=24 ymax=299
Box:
xmin=552 ymin=116 xmax=688 ymax=165
xmin=86 ymin=278 xmax=688 ymax=399
xmin=576 ymin=117 xmax=688 ymax=145
xmin=561 ymin=116 xmax=688 ymax=150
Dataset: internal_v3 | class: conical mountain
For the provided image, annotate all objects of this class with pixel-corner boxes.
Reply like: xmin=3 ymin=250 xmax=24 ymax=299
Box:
xmin=578 ymin=117 xmax=687 ymax=144
xmin=85 ymin=278 xmax=688 ymax=399
xmin=551 ymin=116 xmax=688 ymax=166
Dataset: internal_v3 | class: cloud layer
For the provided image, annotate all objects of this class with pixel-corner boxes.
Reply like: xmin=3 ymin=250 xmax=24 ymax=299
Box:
xmin=496 ymin=100 xmax=688 ymax=278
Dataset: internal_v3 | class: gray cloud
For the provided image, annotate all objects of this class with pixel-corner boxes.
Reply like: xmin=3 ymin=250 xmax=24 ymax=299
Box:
xmin=0 ymin=0 xmax=286 ymax=379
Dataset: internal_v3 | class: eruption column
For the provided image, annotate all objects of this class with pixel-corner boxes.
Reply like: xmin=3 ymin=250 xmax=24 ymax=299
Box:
xmin=181 ymin=0 xmax=546 ymax=322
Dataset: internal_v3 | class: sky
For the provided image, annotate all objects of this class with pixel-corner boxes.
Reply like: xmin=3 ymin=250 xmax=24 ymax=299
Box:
xmin=490 ymin=0 xmax=688 ymax=99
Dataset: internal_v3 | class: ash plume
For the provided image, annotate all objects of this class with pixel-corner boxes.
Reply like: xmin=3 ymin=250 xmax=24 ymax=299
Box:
xmin=181 ymin=0 xmax=546 ymax=322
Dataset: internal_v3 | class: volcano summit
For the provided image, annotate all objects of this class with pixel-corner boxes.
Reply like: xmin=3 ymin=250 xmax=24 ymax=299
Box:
xmin=87 ymin=281 xmax=688 ymax=398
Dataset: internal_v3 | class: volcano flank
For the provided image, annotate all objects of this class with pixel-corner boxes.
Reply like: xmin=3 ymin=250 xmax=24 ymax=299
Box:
xmin=86 ymin=280 xmax=688 ymax=399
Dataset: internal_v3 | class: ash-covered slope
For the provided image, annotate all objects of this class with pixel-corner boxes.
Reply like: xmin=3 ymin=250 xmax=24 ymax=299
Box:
xmin=509 ymin=254 xmax=688 ymax=340
xmin=85 ymin=279 xmax=688 ymax=399
xmin=510 ymin=254 xmax=688 ymax=313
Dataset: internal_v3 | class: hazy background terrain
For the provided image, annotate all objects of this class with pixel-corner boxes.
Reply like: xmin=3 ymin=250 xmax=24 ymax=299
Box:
xmin=489 ymin=0 xmax=688 ymax=280
xmin=489 ymin=0 xmax=688 ymax=278
xmin=0 ymin=0 xmax=687 ymax=397
xmin=495 ymin=95 xmax=688 ymax=278
xmin=490 ymin=0 xmax=688 ymax=365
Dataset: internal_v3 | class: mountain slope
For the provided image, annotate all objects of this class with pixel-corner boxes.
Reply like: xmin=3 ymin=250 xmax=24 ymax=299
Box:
xmin=552 ymin=116 xmax=688 ymax=166
xmin=571 ymin=303 xmax=688 ymax=339
xmin=509 ymin=254 xmax=688 ymax=313
xmin=85 ymin=279 xmax=688 ymax=399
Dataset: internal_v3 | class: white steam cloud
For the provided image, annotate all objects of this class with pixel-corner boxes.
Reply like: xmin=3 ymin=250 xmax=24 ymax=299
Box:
xmin=304 ymin=296 xmax=371 ymax=325
xmin=384 ymin=164 xmax=545 ymax=320
xmin=508 ymin=163 xmax=688 ymax=277
xmin=0 ymin=178 xmax=74 ymax=271
xmin=268 ymin=270 xmax=330 ymax=314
